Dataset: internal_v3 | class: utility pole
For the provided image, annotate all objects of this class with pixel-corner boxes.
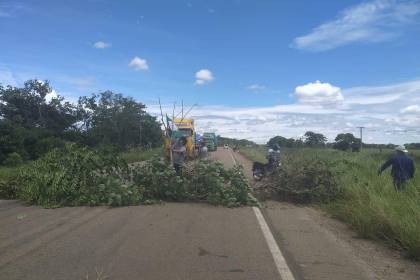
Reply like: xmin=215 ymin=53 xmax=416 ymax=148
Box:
xmin=357 ymin=126 xmax=365 ymax=151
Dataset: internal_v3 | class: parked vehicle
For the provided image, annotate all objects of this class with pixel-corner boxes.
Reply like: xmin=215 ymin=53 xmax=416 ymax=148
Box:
xmin=203 ymin=132 xmax=218 ymax=151
xmin=252 ymin=161 xmax=281 ymax=181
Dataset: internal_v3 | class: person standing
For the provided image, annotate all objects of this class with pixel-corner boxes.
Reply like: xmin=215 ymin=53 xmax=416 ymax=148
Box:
xmin=267 ymin=144 xmax=280 ymax=168
xmin=378 ymin=145 xmax=415 ymax=190
xmin=200 ymin=140 xmax=208 ymax=159
xmin=172 ymin=136 xmax=187 ymax=173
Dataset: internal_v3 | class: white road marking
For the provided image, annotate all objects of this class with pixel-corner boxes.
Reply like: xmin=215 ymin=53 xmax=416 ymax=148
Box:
xmin=253 ymin=207 xmax=295 ymax=280
xmin=228 ymin=150 xmax=295 ymax=280
xmin=229 ymin=149 xmax=237 ymax=165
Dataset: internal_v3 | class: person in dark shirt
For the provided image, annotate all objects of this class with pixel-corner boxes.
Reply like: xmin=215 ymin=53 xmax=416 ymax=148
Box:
xmin=172 ymin=136 xmax=187 ymax=173
xmin=378 ymin=145 xmax=415 ymax=190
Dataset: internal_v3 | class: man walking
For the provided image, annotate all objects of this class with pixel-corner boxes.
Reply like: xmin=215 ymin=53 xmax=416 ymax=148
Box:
xmin=378 ymin=145 xmax=415 ymax=190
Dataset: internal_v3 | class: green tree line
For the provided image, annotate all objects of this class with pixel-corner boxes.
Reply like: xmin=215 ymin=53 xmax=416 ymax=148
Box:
xmin=267 ymin=131 xmax=419 ymax=152
xmin=0 ymin=80 xmax=162 ymax=165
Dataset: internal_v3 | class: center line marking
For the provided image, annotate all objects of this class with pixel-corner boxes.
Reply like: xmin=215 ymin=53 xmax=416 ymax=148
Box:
xmin=228 ymin=150 xmax=295 ymax=280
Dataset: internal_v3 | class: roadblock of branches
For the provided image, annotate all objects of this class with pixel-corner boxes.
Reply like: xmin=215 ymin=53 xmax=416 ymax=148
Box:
xmin=4 ymin=144 xmax=257 ymax=208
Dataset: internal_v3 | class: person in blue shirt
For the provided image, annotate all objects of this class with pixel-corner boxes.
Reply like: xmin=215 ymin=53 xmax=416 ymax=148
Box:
xmin=378 ymin=145 xmax=415 ymax=190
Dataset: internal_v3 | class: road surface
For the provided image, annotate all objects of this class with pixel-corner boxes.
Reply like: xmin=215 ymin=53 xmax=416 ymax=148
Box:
xmin=1 ymin=148 xmax=419 ymax=280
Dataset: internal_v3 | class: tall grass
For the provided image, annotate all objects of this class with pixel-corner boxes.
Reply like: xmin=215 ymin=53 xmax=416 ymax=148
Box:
xmin=240 ymin=146 xmax=420 ymax=259
xmin=120 ymin=147 xmax=162 ymax=163
xmin=239 ymin=146 xmax=268 ymax=163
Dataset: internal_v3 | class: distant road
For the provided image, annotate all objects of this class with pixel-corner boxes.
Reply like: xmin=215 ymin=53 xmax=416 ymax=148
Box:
xmin=1 ymin=149 xmax=419 ymax=280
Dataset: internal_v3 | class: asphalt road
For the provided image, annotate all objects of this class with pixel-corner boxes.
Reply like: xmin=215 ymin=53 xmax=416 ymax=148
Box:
xmin=213 ymin=148 xmax=420 ymax=280
xmin=1 ymin=148 xmax=419 ymax=280
xmin=0 ymin=202 xmax=279 ymax=279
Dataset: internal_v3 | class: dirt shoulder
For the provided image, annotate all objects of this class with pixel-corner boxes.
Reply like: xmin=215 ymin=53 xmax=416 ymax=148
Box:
xmin=215 ymin=148 xmax=420 ymax=280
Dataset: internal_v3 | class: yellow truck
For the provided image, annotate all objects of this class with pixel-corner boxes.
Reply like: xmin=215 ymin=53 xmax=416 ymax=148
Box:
xmin=164 ymin=118 xmax=196 ymax=160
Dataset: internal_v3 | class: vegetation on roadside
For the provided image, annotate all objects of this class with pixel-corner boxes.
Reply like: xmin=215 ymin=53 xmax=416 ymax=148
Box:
xmin=240 ymin=145 xmax=420 ymax=259
xmin=0 ymin=165 xmax=21 ymax=199
xmin=120 ymin=147 xmax=162 ymax=164
xmin=2 ymin=144 xmax=255 ymax=208
xmin=239 ymin=145 xmax=268 ymax=164
xmin=0 ymin=80 xmax=162 ymax=166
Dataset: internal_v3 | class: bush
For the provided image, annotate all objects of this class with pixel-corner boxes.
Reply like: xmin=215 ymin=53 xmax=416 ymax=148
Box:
xmin=16 ymin=144 xmax=254 ymax=208
xmin=271 ymin=153 xmax=340 ymax=203
xmin=132 ymin=157 xmax=257 ymax=207
xmin=18 ymin=143 xmax=129 ymax=207
xmin=0 ymin=166 xmax=20 ymax=199
xmin=4 ymin=152 xmax=23 ymax=167
xmin=182 ymin=160 xmax=256 ymax=207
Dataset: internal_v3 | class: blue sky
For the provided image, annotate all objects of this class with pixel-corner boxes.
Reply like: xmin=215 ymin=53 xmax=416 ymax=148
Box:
xmin=1 ymin=0 xmax=420 ymax=144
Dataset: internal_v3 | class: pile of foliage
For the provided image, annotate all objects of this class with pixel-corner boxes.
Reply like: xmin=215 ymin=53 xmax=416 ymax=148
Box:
xmin=5 ymin=144 xmax=254 ymax=208
xmin=18 ymin=144 xmax=134 ymax=207
xmin=133 ymin=158 xmax=256 ymax=207
xmin=263 ymin=150 xmax=341 ymax=203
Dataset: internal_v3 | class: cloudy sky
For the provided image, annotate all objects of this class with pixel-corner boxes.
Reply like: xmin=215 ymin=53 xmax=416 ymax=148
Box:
xmin=1 ymin=0 xmax=420 ymax=144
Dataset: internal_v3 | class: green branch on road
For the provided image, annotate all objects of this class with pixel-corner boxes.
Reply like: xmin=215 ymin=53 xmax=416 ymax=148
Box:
xmin=3 ymin=144 xmax=257 ymax=208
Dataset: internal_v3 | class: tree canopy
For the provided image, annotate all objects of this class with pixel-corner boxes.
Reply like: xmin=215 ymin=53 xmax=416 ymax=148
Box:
xmin=0 ymin=80 xmax=162 ymax=165
xmin=333 ymin=133 xmax=361 ymax=152
xmin=303 ymin=131 xmax=327 ymax=147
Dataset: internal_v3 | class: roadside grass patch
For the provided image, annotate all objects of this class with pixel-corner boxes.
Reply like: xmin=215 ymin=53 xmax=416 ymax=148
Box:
xmin=0 ymin=165 xmax=21 ymax=199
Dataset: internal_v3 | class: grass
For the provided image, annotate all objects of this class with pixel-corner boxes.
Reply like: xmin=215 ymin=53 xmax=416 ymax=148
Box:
xmin=120 ymin=147 xmax=162 ymax=163
xmin=239 ymin=145 xmax=268 ymax=163
xmin=239 ymin=145 xmax=420 ymax=259
xmin=0 ymin=164 xmax=23 ymax=199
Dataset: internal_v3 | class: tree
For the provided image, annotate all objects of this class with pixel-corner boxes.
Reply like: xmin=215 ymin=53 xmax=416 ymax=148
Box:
xmin=333 ymin=133 xmax=360 ymax=152
xmin=0 ymin=80 xmax=77 ymax=134
xmin=303 ymin=131 xmax=327 ymax=147
xmin=267 ymin=136 xmax=295 ymax=148
xmin=77 ymin=91 xmax=162 ymax=149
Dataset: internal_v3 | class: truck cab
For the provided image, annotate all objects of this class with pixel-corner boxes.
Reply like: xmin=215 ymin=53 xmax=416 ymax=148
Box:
xmin=203 ymin=132 xmax=218 ymax=151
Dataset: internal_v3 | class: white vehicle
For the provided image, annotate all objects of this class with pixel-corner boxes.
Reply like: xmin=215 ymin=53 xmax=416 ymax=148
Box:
xmin=224 ymin=144 xmax=229 ymax=149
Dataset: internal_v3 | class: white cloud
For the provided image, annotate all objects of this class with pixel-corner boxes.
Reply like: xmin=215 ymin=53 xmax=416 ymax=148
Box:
xmin=129 ymin=56 xmax=149 ymax=71
xmin=247 ymin=84 xmax=266 ymax=92
xmin=148 ymin=78 xmax=420 ymax=145
xmin=293 ymin=0 xmax=420 ymax=51
xmin=195 ymin=69 xmax=214 ymax=85
xmin=294 ymin=80 xmax=343 ymax=105
xmin=93 ymin=41 xmax=111 ymax=49
xmin=401 ymin=104 xmax=420 ymax=114
xmin=45 ymin=89 xmax=58 ymax=103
